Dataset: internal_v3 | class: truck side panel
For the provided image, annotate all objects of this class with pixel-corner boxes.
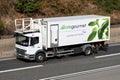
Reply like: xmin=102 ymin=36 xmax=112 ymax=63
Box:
xmin=43 ymin=16 xmax=110 ymax=49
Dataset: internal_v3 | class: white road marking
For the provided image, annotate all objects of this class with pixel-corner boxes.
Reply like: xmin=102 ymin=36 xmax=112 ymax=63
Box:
xmin=0 ymin=57 xmax=16 ymax=61
xmin=0 ymin=65 xmax=43 ymax=74
xmin=40 ymin=65 xmax=120 ymax=80
xmin=109 ymin=43 xmax=120 ymax=47
xmin=95 ymin=53 xmax=120 ymax=59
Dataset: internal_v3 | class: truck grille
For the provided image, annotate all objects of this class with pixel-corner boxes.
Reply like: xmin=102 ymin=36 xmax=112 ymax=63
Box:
xmin=16 ymin=48 xmax=26 ymax=54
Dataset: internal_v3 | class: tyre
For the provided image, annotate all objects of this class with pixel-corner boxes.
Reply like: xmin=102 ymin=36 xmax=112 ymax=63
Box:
xmin=84 ymin=47 xmax=92 ymax=56
xmin=35 ymin=53 xmax=46 ymax=62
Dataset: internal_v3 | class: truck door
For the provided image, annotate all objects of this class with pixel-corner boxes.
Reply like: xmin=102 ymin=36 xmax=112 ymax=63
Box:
xmin=50 ymin=24 xmax=59 ymax=47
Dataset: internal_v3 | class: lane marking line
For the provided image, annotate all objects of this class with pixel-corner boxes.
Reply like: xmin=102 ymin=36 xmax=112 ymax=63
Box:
xmin=0 ymin=57 xmax=16 ymax=61
xmin=40 ymin=65 xmax=120 ymax=80
xmin=0 ymin=65 xmax=43 ymax=74
xmin=95 ymin=53 xmax=120 ymax=59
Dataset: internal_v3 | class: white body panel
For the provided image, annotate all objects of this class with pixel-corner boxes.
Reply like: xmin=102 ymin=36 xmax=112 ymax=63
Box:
xmin=42 ymin=15 xmax=110 ymax=49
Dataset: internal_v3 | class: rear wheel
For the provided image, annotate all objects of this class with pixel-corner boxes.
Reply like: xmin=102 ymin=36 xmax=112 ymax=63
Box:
xmin=84 ymin=47 xmax=92 ymax=56
xmin=35 ymin=53 xmax=46 ymax=62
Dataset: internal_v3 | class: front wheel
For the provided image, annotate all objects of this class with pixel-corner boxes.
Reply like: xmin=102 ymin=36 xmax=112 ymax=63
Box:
xmin=84 ymin=47 xmax=92 ymax=56
xmin=35 ymin=53 xmax=46 ymax=63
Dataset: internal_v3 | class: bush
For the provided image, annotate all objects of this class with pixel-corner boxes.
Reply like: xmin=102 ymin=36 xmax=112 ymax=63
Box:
xmin=0 ymin=20 xmax=5 ymax=37
xmin=94 ymin=0 xmax=120 ymax=13
xmin=0 ymin=20 xmax=4 ymax=32
xmin=15 ymin=0 xmax=40 ymax=15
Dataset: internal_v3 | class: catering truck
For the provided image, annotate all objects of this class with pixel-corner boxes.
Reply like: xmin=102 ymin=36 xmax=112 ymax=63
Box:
xmin=15 ymin=15 xmax=110 ymax=62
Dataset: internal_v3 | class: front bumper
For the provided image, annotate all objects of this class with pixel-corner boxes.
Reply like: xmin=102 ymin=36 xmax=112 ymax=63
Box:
xmin=16 ymin=53 xmax=35 ymax=60
xmin=16 ymin=47 xmax=35 ymax=60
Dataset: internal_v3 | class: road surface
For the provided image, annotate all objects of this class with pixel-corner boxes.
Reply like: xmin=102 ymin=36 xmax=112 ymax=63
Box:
xmin=0 ymin=43 xmax=120 ymax=80
xmin=41 ymin=65 xmax=120 ymax=80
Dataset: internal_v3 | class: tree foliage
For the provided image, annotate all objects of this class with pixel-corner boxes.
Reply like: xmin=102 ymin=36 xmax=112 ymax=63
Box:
xmin=94 ymin=0 xmax=120 ymax=13
xmin=15 ymin=0 xmax=40 ymax=15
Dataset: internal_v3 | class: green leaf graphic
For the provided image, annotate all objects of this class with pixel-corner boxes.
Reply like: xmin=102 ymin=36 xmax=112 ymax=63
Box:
xmin=88 ymin=21 xmax=96 ymax=26
xmin=98 ymin=29 xmax=102 ymax=39
xmin=96 ymin=19 xmax=99 ymax=25
xmin=106 ymin=28 xmax=109 ymax=39
xmin=87 ymin=28 xmax=97 ymax=41
xmin=96 ymin=19 xmax=100 ymax=27
xmin=98 ymin=20 xmax=109 ymax=39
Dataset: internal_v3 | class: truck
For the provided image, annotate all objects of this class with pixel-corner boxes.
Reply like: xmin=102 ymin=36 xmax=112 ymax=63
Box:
xmin=15 ymin=15 xmax=110 ymax=62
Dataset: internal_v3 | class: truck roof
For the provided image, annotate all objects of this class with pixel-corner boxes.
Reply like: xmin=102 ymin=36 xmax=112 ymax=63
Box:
xmin=43 ymin=15 xmax=109 ymax=22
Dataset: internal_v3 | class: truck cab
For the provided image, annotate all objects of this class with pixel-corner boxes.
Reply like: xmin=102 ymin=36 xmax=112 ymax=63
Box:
xmin=15 ymin=32 xmax=42 ymax=60
xmin=15 ymin=18 xmax=44 ymax=61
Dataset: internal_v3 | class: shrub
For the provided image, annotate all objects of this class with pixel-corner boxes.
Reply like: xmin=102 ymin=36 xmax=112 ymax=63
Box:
xmin=15 ymin=0 xmax=40 ymax=15
xmin=94 ymin=0 xmax=120 ymax=13
xmin=0 ymin=20 xmax=5 ymax=37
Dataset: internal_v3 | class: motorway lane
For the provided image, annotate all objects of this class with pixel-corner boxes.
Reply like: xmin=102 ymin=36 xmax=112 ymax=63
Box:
xmin=42 ymin=65 xmax=120 ymax=80
xmin=1 ymin=54 xmax=120 ymax=80
xmin=0 ymin=44 xmax=120 ymax=80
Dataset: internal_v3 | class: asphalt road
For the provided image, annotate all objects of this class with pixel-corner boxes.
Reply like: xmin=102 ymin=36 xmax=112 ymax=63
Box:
xmin=44 ymin=65 xmax=120 ymax=80
xmin=0 ymin=43 xmax=120 ymax=80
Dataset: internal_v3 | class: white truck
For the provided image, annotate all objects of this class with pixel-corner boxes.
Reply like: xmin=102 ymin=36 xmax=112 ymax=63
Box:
xmin=15 ymin=15 xmax=110 ymax=62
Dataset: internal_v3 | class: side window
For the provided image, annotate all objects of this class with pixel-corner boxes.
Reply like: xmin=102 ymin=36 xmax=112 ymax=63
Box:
xmin=31 ymin=37 xmax=39 ymax=45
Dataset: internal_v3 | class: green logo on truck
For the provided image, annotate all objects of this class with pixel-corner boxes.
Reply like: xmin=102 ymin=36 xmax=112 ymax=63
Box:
xmin=60 ymin=24 xmax=86 ymax=30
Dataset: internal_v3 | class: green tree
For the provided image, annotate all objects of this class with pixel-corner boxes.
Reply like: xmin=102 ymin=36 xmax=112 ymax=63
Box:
xmin=15 ymin=0 xmax=40 ymax=15
xmin=94 ymin=0 xmax=120 ymax=13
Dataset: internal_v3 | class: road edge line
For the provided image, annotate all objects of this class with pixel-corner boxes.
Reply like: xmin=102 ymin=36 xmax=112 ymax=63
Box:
xmin=95 ymin=53 xmax=120 ymax=59
xmin=0 ymin=57 xmax=16 ymax=61
xmin=0 ymin=65 xmax=43 ymax=74
xmin=109 ymin=43 xmax=120 ymax=47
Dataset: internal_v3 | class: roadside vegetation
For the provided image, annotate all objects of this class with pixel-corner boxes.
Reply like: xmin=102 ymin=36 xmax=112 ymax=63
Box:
xmin=0 ymin=0 xmax=120 ymax=36
xmin=94 ymin=0 xmax=120 ymax=13
xmin=15 ymin=0 xmax=40 ymax=16
xmin=0 ymin=19 xmax=4 ymax=38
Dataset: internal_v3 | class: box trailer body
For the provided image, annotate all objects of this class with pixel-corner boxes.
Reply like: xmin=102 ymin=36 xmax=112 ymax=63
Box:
xmin=15 ymin=15 xmax=110 ymax=62
xmin=42 ymin=15 xmax=110 ymax=49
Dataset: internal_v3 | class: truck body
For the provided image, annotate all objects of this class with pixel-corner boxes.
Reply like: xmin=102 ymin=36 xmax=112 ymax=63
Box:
xmin=15 ymin=15 xmax=110 ymax=62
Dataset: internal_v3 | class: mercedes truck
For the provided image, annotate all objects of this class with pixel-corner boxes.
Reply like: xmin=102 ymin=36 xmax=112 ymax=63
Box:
xmin=15 ymin=15 xmax=110 ymax=62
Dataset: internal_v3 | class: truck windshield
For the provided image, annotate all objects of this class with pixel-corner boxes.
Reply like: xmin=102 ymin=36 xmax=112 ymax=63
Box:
xmin=16 ymin=35 xmax=29 ymax=46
